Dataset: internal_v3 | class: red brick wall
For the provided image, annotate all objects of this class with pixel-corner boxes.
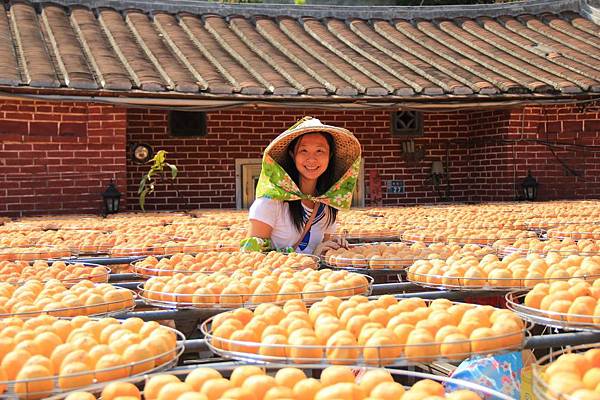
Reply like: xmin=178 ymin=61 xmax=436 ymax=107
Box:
xmin=0 ymin=99 xmax=127 ymax=216
xmin=126 ymin=108 xmax=481 ymax=211
xmin=126 ymin=103 xmax=600 ymax=210
xmin=465 ymin=109 xmax=514 ymax=202
xmin=1 ymin=99 xmax=598 ymax=216
xmin=514 ymin=104 xmax=600 ymax=200
xmin=467 ymin=104 xmax=600 ymax=202
xmin=421 ymin=112 xmax=471 ymax=203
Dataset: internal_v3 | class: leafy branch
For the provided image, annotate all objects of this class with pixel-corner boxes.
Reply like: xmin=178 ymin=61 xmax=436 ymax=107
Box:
xmin=138 ymin=150 xmax=178 ymax=211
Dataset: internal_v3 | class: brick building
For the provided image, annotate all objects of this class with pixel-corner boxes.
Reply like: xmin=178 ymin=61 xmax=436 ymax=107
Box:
xmin=0 ymin=0 xmax=599 ymax=216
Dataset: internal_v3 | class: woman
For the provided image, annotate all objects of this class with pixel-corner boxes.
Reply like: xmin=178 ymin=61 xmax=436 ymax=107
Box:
xmin=241 ymin=117 xmax=362 ymax=255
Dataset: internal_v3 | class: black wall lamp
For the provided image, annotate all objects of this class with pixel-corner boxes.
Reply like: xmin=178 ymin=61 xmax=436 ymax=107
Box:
xmin=522 ymin=170 xmax=538 ymax=201
xmin=102 ymin=181 xmax=121 ymax=215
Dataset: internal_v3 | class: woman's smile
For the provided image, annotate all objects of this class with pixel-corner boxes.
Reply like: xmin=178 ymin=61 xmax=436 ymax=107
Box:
xmin=303 ymin=164 xmax=321 ymax=171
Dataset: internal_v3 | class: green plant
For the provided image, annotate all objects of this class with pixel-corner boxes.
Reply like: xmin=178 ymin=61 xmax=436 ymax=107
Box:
xmin=138 ymin=150 xmax=178 ymax=211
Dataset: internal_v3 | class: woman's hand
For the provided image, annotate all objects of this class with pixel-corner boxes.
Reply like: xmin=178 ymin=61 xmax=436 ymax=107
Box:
xmin=332 ymin=235 xmax=349 ymax=249
xmin=314 ymin=240 xmax=341 ymax=256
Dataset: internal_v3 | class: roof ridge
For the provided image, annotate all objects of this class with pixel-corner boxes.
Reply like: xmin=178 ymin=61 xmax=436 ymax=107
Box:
xmin=581 ymin=0 xmax=600 ymax=24
xmin=28 ymin=0 xmax=582 ymax=19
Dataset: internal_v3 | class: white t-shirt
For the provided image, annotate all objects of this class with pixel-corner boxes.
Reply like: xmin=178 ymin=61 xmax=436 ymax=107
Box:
xmin=249 ymin=197 xmax=337 ymax=254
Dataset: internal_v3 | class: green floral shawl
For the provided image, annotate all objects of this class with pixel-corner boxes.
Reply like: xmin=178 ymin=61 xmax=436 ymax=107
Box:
xmin=254 ymin=154 xmax=361 ymax=210
xmin=240 ymin=138 xmax=361 ymax=253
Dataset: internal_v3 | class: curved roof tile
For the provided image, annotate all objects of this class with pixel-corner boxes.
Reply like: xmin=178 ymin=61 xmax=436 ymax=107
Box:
xmin=0 ymin=0 xmax=598 ymax=101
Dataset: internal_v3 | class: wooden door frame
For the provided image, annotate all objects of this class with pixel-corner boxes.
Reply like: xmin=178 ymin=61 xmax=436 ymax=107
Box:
xmin=235 ymin=158 xmax=262 ymax=209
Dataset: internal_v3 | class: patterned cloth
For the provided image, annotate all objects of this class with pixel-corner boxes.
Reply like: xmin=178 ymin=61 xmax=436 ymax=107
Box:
xmin=255 ymin=153 xmax=361 ymax=211
xmin=297 ymin=203 xmax=326 ymax=252
xmin=445 ymin=351 xmax=523 ymax=399
xmin=239 ymin=237 xmax=294 ymax=253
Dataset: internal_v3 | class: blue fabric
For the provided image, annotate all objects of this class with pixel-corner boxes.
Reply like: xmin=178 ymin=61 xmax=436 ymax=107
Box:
xmin=446 ymin=351 xmax=523 ymax=399
xmin=298 ymin=203 xmax=325 ymax=251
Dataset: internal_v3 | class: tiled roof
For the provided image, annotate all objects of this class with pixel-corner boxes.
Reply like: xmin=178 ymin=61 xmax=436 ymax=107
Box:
xmin=0 ymin=0 xmax=599 ymax=100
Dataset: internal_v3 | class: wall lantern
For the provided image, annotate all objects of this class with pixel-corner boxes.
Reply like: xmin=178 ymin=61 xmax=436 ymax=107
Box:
xmin=521 ymin=170 xmax=538 ymax=201
xmin=102 ymin=181 xmax=121 ymax=215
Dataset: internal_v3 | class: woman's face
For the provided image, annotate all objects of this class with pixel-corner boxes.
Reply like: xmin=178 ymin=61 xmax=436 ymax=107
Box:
xmin=292 ymin=133 xmax=330 ymax=182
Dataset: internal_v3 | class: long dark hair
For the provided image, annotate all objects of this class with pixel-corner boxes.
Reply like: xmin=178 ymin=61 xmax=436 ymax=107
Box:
xmin=283 ymin=132 xmax=338 ymax=232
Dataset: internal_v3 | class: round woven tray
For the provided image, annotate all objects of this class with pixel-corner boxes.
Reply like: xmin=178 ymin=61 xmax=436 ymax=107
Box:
xmin=138 ymin=275 xmax=373 ymax=310
xmin=133 ymin=253 xmax=320 ymax=278
xmin=408 ymin=270 xmax=600 ymax=292
xmin=532 ymin=343 xmax=600 ymax=400
xmin=0 ymin=261 xmax=110 ymax=286
xmin=506 ymin=291 xmax=600 ymax=332
xmin=0 ymin=326 xmax=184 ymax=399
xmin=0 ymin=245 xmax=72 ymax=261
xmin=200 ymin=299 xmax=527 ymax=368
xmin=0 ymin=288 xmax=137 ymax=320
xmin=49 ymin=362 xmax=514 ymax=400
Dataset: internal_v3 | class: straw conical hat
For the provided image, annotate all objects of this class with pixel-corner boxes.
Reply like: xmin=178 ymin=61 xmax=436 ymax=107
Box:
xmin=264 ymin=117 xmax=362 ymax=182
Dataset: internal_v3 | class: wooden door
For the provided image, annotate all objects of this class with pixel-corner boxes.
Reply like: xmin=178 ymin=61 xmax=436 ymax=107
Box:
xmin=242 ymin=163 xmax=262 ymax=209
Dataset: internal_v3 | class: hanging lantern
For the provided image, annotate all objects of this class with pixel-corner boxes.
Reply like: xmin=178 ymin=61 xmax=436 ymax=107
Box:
xmin=521 ymin=170 xmax=538 ymax=201
xmin=102 ymin=181 xmax=121 ymax=215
